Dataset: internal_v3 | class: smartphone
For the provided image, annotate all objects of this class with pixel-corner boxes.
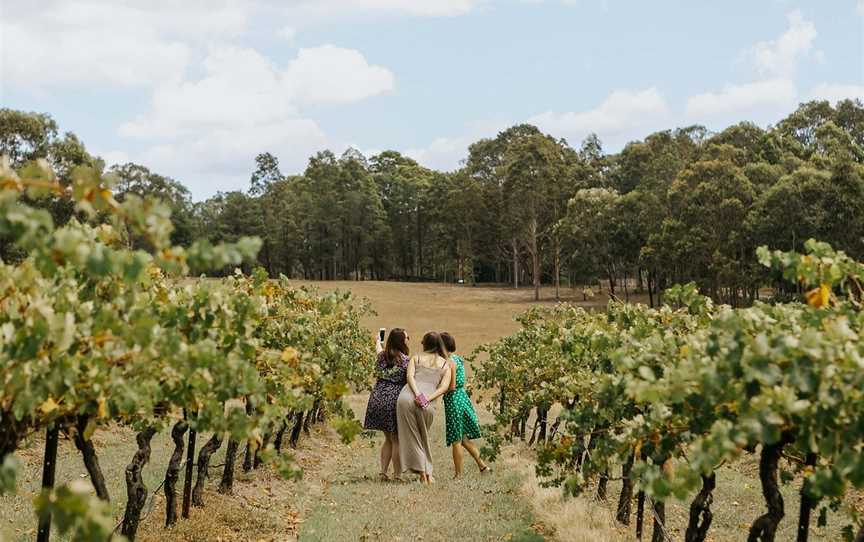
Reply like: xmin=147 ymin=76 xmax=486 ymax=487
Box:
xmin=378 ymin=328 xmax=386 ymax=342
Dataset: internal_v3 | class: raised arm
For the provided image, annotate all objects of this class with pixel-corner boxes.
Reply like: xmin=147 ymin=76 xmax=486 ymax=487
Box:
xmin=375 ymin=335 xmax=384 ymax=355
xmin=428 ymin=362 xmax=453 ymax=402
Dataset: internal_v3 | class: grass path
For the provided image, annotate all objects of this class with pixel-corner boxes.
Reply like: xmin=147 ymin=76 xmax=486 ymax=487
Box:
xmin=298 ymin=395 xmax=544 ymax=542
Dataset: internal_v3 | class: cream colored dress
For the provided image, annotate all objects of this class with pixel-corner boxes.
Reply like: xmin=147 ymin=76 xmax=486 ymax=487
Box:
xmin=396 ymin=354 xmax=448 ymax=475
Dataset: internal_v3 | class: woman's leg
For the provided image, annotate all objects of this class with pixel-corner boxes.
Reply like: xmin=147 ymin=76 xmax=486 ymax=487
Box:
xmin=388 ymin=432 xmax=401 ymax=477
xmin=461 ymin=438 xmax=488 ymax=471
xmin=451 ymin=442 xmax=464 ymax=478
xmin=379 ymin=433 xmax=394 ymax=477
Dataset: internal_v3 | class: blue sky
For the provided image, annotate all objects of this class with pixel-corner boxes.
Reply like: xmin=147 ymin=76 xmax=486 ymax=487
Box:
xmin=2 ymin=0 xmax=862 ymax=200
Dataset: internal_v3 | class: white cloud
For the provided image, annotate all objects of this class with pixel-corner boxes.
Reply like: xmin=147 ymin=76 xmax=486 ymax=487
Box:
xmin=120 ymin=46 xmax=296 ymax=140
xmin=749 ymin=9 xmax=817 ymax=78
xmin=114 ymin=43 xmax=392 ymax=198
xmin=684 ymin=10 xmax=823 ymax=125
xmin=405 ymin=135 xmax=477 ymax=171
xmin=280 ymin=0 xmax=485 ymax=23
xmin=286 ymin=45 xmax=395 ymax=107
xmin=277 ymin=26 xmax=297 ymax=44
xmin=808 ymin=83 xmax=864 ymax=103
xmin=1 ymin=0 xmax=471 ymax=91
xmin=528 ymin=87 xmax=670 ymax=146
xmin=685 ymin=79 xmax=797 ymax=119
xmin=404 ymin=119 xmax=509 ymax=171
xmin=1 ymin=1 xmax=250 ymax=89
xmin=121 ymin=44 xmax=393 ymax=140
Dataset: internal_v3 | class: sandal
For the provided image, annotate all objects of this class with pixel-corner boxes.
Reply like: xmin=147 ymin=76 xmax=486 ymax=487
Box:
xmin=378 ymin=472 xmax=390 ymax=482
xmin=479 ymin=465 xmax=490 ymax=474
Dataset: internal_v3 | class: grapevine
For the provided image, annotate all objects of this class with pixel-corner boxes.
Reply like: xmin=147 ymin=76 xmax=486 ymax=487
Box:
xmin=0 ymin=157 xmax=374 ymax=541
xmin=476 ymin=242 xmax=864 ymax=542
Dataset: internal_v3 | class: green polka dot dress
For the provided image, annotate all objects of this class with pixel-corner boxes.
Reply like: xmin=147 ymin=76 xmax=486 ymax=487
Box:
xmin=443 ymin=355 xmax=482 ymax=446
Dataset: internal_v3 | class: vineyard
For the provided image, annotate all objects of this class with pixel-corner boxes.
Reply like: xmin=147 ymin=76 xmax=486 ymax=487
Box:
xmin=475 ymin=241 xmax=864 ymax=542
xmin=0 ymin=158 xmax=373 ymax=541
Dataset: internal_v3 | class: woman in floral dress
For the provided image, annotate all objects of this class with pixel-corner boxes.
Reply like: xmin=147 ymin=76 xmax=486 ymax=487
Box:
xmin=363 ymin=328 xmax=410 ymax=480
xmin=441 ymin=332 xmax=488 ymax=478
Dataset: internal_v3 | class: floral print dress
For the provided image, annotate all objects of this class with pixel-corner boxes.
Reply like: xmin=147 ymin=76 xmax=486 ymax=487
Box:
xmin=363 ymin=351 xmax=409 ymax=433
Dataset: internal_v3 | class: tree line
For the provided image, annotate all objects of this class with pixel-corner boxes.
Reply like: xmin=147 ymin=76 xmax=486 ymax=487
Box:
xmin=2 ymin=99 xmax=862 ymax=305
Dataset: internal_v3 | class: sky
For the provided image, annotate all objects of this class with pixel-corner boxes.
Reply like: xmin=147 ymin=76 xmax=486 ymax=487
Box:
xmin=1 ymin=0 xmax=862 ymax=200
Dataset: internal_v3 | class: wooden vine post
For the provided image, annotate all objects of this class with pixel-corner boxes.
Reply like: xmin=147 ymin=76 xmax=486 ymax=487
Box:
xmin=36 ymin=425 xmax=60 ymax=542
xmin=182 ymin=412 xmax=197 ymax=519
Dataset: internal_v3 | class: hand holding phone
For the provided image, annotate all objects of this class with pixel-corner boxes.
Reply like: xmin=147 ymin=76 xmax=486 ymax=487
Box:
xmin=378 ymin=328 xmax=386 ymax=342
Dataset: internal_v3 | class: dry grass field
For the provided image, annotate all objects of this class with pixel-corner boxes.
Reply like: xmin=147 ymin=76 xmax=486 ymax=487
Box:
xmin=1 ymin=280 xmax=855 ymax=541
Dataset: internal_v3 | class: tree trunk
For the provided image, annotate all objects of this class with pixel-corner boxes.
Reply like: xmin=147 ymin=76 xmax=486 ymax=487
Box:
xmin=72 ymin=415 xmax=109 ymax=502
xmin=254 ymin=431 xmax=269 ymax=469
xmin=796 ymin=453 xmax=818 ymax=542
xmin=651 ymin=499 xmax=666 ymax=542
xmin=182 ymin=425 xmax=196 ymax=519
xmin=512 ymin=237 xmax=519 ymax=289
xmin=219 ymin=439 xmax=239 ymax=495
xmin=647 ymin=269 xmax=655 ymax=308
xmin=289 ymin=411 xmax=304 ymax=448
xmin=748 ymin=435 xmax=794 ymax=542
xmin=304 ymin=406 xmax=316 ymax=434
xmin=164 ymin=420 xmax=187 ymax=527
xmin=554 ymin=235 xmax=561 ymax=301
xmin=530 ymin=218 xmax=540 ymax=302
xmin=417 ymin=205 xmax=423 ymax=277
xmin=548 ymin=416 xmax=562 ymax=440
xmin=685 ymin=473 xmax=716 ymax=542
xmin=242 ymin=440 xmax=254 ymax=472
xmin=616 ymin=453 xmax=635 ymax=525
xmin=536 ymin=405 xmax=549 ymax=444
xmin=274 ymin=420 xmax=288 ymax=454
xmin=36 ymin=425 xmax=60 ymax=542
xmin=192 ymin=434 xmax=223 ymax=506
xmin=597 ymin=470 xmax=609 ymax=501
xmin=121 ymin=427 xmax=157 ymax=540
xmin=636 ymin=490 xmax=646 ymax=540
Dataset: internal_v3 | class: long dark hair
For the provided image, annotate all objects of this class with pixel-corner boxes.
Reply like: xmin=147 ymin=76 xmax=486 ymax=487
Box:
xmin=440 ymin=332 xmax=456 ymax=353
xmin=421 ymin=331 xmax=448 ymax=359
xmin=383 ymin=328 xmax=409 ymax=367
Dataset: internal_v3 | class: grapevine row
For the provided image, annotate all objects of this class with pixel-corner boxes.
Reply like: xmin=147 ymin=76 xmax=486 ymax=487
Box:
xmin=475 ymin=240 xmax=864 ymax=542
xmin=0 ymin=157 xmax=374 ymax=541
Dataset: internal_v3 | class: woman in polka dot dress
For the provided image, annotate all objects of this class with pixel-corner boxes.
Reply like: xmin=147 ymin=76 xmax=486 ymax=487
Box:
xmin=441 ymin=332 xmax=488 ymax=478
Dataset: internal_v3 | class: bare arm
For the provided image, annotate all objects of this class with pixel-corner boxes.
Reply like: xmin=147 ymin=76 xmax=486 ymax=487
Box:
xmin=428 ymin=363 xmax=453 ymax=402
xmin=406 ymin=356 xmax=419 ymax=397
xmin=375 ymin=337 xmax=384 ymax=355
xmin=448 ymin=360 xmax=457 ymax=392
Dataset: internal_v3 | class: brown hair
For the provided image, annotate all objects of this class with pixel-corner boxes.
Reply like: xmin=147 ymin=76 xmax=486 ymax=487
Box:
xmin=441 ymin=332 xmax=456 ymax=353
xmin=383 ymin=328 xmax=409 ymax=367
xmin=421 ymin=331 xmax=448 ymax=359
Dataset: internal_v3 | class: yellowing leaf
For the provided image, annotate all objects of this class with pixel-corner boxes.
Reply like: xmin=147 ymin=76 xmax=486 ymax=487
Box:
xmin=281 ymin=347 xmax=299 ymax=363
xmin=97 ymin=397 xmax=107 ymax=419
xmin=39 ymin=397 xmax=60 ymax=415
xmin=805 ymin=284 xmax=830 ymax=308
